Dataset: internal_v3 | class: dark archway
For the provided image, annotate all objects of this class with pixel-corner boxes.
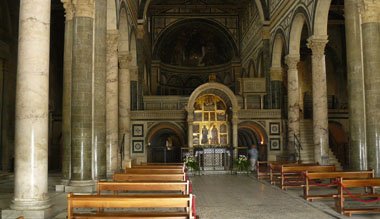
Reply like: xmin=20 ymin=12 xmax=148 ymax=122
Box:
xmin=329 ymin=121 xmax=349 ymax=169
xmin=238 ymin=122 xmax=268 ymax=161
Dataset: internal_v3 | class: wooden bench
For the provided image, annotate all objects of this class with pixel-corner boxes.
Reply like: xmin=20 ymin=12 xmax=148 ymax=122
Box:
xmin=269 ymin=162 xmax=315 ymax=185
xmin=97 ymin=180 xmax=190 ymax=195
xmin=337 ymin=178 xmax=380 ymax=216
xmin=125 ymin=168 xmax=185 ymax=174
xmin=67 ymin=193 xmax=195 ymax=218
xmin=304 ymin=170 xmax=374 ymax=201
xmin=113 ymin=173 xmax=187 ymax=182
xmin=280 ymin=165 xmax=336 ymax=190
xmin=257 ymin=161 xmax=296 ymax=180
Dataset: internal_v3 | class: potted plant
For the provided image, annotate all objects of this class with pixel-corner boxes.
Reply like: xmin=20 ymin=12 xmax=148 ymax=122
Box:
xmin=184 ymin=155 xmax=200 ymax=174
xmin=234 ymin=155 xmax=249 ymax=174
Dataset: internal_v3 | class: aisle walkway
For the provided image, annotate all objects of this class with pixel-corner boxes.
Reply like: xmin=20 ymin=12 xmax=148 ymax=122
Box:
xmin=0 ymin=173 xmax=378 ymax=218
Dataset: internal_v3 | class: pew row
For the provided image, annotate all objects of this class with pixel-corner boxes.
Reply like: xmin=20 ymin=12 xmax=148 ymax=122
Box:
xmin=280 ymin=165 xmax=336 ymax=190
xmin=125 ymin=168 xmax=185 ymax=174
xmin=337 ymin=178 xmax=380 ymax=217
xmin=67 ymin=193 xmax=195 ymax=218
xmin=113 ymin=173 xmax=187 ymax=182
xmin=269 ymin=163 xmax=317 ymax=185
xmin=304 ymin=170 xmax=374 ymax=201
xmin=97 ymin=181 xmax=190 ymax=195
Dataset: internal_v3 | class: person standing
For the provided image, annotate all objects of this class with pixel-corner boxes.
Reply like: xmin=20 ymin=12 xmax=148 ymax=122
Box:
xmin=249 ymin=144 xmax=258 ymax=172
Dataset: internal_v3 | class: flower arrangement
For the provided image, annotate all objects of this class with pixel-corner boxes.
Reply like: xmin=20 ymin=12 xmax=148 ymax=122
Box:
xmin=234 ymin=155 xmax=249 ymax=172
xmin=184 ymin=155 xmax=200 ymax=172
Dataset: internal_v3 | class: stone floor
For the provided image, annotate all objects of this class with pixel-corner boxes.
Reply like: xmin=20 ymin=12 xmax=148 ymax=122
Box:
xmin=0 ymin=172 xmax=379 ymax=218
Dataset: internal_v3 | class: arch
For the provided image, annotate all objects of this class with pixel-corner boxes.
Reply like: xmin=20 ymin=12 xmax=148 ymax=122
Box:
xmin=271 ymin=30 xmax=287 ymax=68
xmin=118 ymin=2 xmax=130 ymax=52
xmin=248 ymin=59 xmax=256 ymax=78
xmin=146 ymin=122 xmax=186 ymax=146
xmin=238 ymin=121 xmax=268 ymax=145
xmin=256 ymin=52 xmax=264 ymax=77
xmin=187 ymin=82 xmax=239 ymax=112
xmin=313 ymin=0 xmax=332 ymax=37
xmin=288 ymin=8 xmax=311 ymax=55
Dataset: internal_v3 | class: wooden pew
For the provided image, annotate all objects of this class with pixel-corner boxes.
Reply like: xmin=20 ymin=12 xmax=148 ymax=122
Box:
xmin=113 ymin=173 xmax=187 ymax=182
xmin=280 ymin=165 xmax=336 ymax=190
xmin=257 ymin=161 xmax=296 ymax=180
xmin=337 ymin=178 xmax=380 ymax=216
xmin=304 ymin=170 xmax=374 ymax=201
xmin=125 ymin=168 xmax=185 ymax=174
xmin=97 ymin=180 xmax=190 ymax=195
xmin=67 ymin=193 xmax=195 ymax=218
xmin=269 ymin=162 xmax=315 ymax=185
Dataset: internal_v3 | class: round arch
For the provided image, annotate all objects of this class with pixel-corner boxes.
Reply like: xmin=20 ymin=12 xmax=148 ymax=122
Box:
xmin=146 ymin=122 xmax=186 ymax=146
xmin=271 ymin=30 xmax=287 ymax=68
xmin=238 ymin=121 xmax=269 ymax=161
xmin=313 ymin=0 xmax=332 ymax=37
xmin=187 ymin=82 xmax=239 ymax=112
xmin=248 ymin=59 xmax=256 ymax=78
xmin=288 ymin=8 xmax=311 ymax=55
xmin=238 ymin=121 xmax=268 ymax=145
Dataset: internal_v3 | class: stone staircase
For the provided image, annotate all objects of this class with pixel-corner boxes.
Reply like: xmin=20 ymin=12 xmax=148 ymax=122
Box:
xmin=299 ymin=120 xmax=342 ymax=170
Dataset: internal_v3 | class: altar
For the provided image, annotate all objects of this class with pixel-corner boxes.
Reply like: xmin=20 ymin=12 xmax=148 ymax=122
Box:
xmin=195 ymin=147 xmax=231 ymax=171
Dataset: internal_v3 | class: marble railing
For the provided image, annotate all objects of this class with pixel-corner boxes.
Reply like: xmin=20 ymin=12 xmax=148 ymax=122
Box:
xmin=131 ymin=110 xmax=186 ymax=120
xmin=238 ymin=109 xmax=282 ymax=119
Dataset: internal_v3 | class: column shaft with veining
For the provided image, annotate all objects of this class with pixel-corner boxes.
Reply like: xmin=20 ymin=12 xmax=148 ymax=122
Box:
xmin=61 ymin=0 xmax=74 ymax=184
xmin=360 ymin=0 xmax=380 ymax=175
xmin=106 ymin=30 xmax=119 ymax=176
xmin=119 ymin=54 xmax=132 ymax=164
xmin=345 ymin=0 xmax=367 ymax=170
xmin=285 ymin=55 xmax=300 ymax=154
xmin=307 ymin=37 xmax=329 ymax=165
xmin=270 ymin=66 xmax=283 ymax=109
xmin=12 ymin=0 xmax=51 ymax=210
xmin=70 ymin=0 xmax=94 ymax=183
xmin=93 ymin=0 xmax=107 ymax=180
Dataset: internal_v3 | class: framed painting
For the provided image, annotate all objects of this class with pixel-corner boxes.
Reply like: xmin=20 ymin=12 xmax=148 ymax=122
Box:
xmin=132 ymin=124 xmax=144 ymax=137
xmin=132 ymin=140 xmax=144 ymax=153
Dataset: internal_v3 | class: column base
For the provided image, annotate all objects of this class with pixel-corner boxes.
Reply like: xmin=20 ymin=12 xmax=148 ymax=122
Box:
xmin=10 ymin=198 xmax=51 ymax=210
xmin=2 ymin=208 xmax=53 ymax=219
xmin=65 ymin=180 xmax=95 ymax=193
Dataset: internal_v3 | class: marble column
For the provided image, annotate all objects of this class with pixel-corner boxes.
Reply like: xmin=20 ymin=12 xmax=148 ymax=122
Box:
xmin=187 ymin=114 xmax=194 ymax=149
xmin=119 ymin=53 xmax=132 ymax=165
xmin=61 ymin=0 xmax=74 ymax=184
xmin=232 ymin=112 xmax=239 ymax=159
xmin=360 ymin=0 xmax=380 ymax=175
xmin=285 ymin=55 xmax=300 ymax=155
xmin=106 ymin=30 xmax=119 ymax=177
xmin=270 ymin=66 xmax=283 ymax=109
xmin=262 ymin=26 xmax=272 ymax=108
xmin=70 ymin=0 xmax=94 ymax=185
xmin=345 ymin=0 xmax=367 ymax=170
xmin=307 ymin=36 xmax=329 ymax=165
xmin=93 ymin=0 xmax=107 ymax=180
xmin=11 ymin=0 xmax=51 ymax=210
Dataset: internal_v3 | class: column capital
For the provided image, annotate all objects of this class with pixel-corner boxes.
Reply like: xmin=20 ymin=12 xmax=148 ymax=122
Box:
xmin=261 ymin=25 xmax=270 ymax=40
xmin=307 ymin=36 xmax=328 ymax=57
xmin=270 ymin=66 xmax=283 ymax=81
xmin=61 ymin=0 xmax=74 ymax=20
xmin=107 ymin=30 xmax=119 ymax=51
xmin=72 ymin=0 xmax=94 ymax=18
xmin=137 ymin=24 xmax=145 ymax=39
xmin=285 ymin=55 xmax=300 ymax=70
xmin=359 ymin=0 xmax=380 ymax=23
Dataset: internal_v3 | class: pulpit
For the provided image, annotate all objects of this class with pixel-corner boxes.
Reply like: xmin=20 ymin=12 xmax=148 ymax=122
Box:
xmin=195 ymin=147 xmax=231 ymax=171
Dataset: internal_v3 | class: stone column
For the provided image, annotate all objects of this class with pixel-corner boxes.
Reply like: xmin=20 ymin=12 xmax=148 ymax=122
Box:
xmin=345 ymin=0 xmax=367 ymax=170
xmin=285 ymin=55 xmax=300 ymax=154
xmin=307 ymin=36 xmax=329 ymax=165
xmin=232 ymin=112 xmax=239 ymax=159
xmin=151 ymin=61 xmax=160 ymax=95
xmin=262 ymin=26 xmax=272 ymax=108
xmin=187 ymin=114 xmax=194 ymax=149
xmin=119 ymin=53 xmax=132 ymax=165
xmin=70 ymin=0 xmax=94 ymax=186
xmin=270 ymin=66 xmax=283 ymax=109
xmin=93 ymin=0 xmax=107 ymax=180
xmin=106 ymin=30 xmax=119 ymax=177
xmin=11 ymin=0 xmax=51 ymax=211
xmin=61 ymin=0 xmax=74 ymax=184
xmin=360 ymin=0 xmax=380 ymax=175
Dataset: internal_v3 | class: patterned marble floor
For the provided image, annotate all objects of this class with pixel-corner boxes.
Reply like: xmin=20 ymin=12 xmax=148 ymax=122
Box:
xmin=0 ymin=172 xmax=378 ymax=218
